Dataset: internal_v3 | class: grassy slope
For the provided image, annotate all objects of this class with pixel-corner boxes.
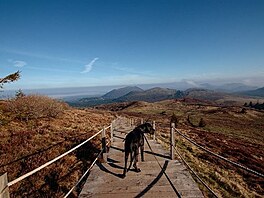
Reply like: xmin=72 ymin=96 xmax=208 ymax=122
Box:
xmin=2 ymin=97 xmax=263 ymax=197
xmin=110 ymin=100 xmax=264 ymax=197
xmin=0 ymin=107 xmax=114 ymax=197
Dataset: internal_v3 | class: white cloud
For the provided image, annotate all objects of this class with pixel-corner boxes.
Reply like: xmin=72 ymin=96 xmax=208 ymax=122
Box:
xmin=13 ymin=60 xmax=27 ymax=67
xmin=183 ymin=80 xmax=199 ymax=87
xmin=81 ymin=58 xmax=99 ymax=73
xmin=8 ymin=59 xmax=27 ymax=67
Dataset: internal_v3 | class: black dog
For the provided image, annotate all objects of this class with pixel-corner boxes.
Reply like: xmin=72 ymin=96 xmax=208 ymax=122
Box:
xmin=123 ymin=122 xmax=155 ymax=177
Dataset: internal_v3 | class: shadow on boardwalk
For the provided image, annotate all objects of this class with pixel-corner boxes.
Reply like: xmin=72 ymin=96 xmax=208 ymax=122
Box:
xmin=96 ymin=161 xmax=124 ymax=179
xmin=79 ymin=119 xmax=204 ymax=198
xmin=135 ymin=160 xmax=169 ymax=197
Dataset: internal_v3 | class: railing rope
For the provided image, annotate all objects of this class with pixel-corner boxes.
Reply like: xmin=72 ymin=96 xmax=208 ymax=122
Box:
xmin=173 ymin=145 xmax=219 ymax=197
xmin=63 ymin=145 xmax=107 ymax=198
xmin=7 ymin=126 xmax=108 ymax=187
xmin=174 ymin=127 xmax=264 ymax=178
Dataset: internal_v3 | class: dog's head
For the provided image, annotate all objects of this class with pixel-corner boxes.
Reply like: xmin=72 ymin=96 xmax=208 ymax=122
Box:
xmin=138 ymin=122 xmax=155 ymax=135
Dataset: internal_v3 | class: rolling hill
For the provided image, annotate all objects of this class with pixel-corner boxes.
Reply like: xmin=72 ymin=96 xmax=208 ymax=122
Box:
xmin=68 ymin=86 xmax=264 ymax=107
xmin=102 ymin=86 xmax=143 ymax=99
xmin=115 ymin=87 xmax=177 ymax=102
xmin=239 ymin=87 xmax=264 ymax=97
xmin=200 ymin=83 xmax=257 ymax=92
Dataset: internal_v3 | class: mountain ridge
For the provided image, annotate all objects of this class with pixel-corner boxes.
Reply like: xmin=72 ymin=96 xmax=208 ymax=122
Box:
xmin=115 ymin=87 xmax=177 ymax=102
xmin=68 ymin=85 xmax=264 ymax=107
xmin=102 ymin=86 xmax=143 ymax=99
xmin=238 ymin=87 xmax=264 ymax=97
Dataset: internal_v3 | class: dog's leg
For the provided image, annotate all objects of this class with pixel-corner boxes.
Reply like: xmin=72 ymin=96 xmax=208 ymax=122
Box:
xmin=133 ymin=148 xmax=141 ymax=172
xmin=123 ymin=151 xmax=129 ymax=177
xmin=127 ymin=150 xmax=134 ymax=171
xmin=140 ymin=144 xmax=144 ymax=162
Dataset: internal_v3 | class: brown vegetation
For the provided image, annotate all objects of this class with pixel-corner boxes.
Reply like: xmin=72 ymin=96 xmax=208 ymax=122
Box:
xmin=3 ymin=95 xmax=68 ymax=121
xmin=1 ymin=94 xmax=263 ymax=197
xmin=0 ymin=96 xmax=114 ymax=197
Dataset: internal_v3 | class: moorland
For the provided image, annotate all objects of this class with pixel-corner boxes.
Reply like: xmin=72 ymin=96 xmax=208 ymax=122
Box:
xmin=1 ymin=85 xmax=264 ymax=197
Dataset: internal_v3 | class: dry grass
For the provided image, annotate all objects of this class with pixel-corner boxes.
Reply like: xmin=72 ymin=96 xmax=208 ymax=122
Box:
xmin=107 ymin=99 xmax=264 ymax=197
xmin=2 ymin=96 xmax=263 ymax=197
xmin=3 ymin=95 xmax=68 ymax=121
xmin=0 ymin=97 xmax=114 ymax=197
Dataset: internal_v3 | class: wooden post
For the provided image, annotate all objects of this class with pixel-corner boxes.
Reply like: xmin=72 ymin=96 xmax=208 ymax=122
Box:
xmin=112 ymin=119 xmax=116 ymax=130
xmin=152 ymin=121 xmax=156 ymax=141
xmin=101 ymin=126 xmax=107 ymax=162
xmin=110 ymin=122 xmax=113 ymax=143
xmin=0 ymin=173 xmax=10 ymax=198
xmin=170 ymin=123 xmax=175 ymax=160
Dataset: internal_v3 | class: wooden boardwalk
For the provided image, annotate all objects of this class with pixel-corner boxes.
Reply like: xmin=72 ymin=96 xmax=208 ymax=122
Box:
xmin=79 ymin=118 xmax=204 ymax=198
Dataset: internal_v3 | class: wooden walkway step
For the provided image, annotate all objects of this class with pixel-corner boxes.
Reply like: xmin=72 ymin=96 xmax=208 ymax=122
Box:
xmin=79 ymin=119 xmax=204 ymax=198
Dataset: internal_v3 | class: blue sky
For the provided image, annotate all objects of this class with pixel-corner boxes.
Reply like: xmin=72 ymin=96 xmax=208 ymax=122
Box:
xmin=1 ymin=0 xmax=264 ymax=90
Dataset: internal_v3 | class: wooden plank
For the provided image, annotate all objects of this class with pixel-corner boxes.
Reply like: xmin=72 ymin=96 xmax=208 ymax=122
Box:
xmin=0 ymin=173 xmax=8 ymax=192
xmin=79 ymin=118 xmax=204 ymax=198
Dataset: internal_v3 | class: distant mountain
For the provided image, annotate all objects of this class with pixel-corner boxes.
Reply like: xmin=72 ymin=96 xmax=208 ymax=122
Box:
xmin=68 ymin=86 xmax=144 ymax=107
xmin=102 ymin=86 xmax=143 ymax=100
xmin=67 ymin=85 xmax=264 ymax=107
xmin=200 ymin=83 xmax=257 ymax=92
xmin=239 ymin=87 xmax=264 ymax=97
xmin=218 ymin=83 xmax=257 ymax=92
xmin=68 ymin=97 xmax=113 ymax=107
xmin=115 ymin=87 xmax=177 ymax=102
xmin=199 ymin=83 xmax=216 ymax=90
xmin=184 ymin=88 xmax=227 ymax=101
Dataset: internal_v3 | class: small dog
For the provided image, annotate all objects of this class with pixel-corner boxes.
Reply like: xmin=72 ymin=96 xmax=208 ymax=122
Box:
xmin=122 ymin=122 xmax=155 ymax=177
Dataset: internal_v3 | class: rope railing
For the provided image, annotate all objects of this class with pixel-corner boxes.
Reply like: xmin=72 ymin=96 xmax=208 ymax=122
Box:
xmin=7 ymin=126 xmax=110 ymax=187
xmin=0 ymin=117 xmax=133 ymax=198
xmin=173 ymin=145 xmax=219 ymax=198
xmin=63 ymin=142 xmax=110 ymax=198
xmin=173 ymin=127 xmax=264 ymax=178
xmin=1 ymin=130 xmax=97 ymax=169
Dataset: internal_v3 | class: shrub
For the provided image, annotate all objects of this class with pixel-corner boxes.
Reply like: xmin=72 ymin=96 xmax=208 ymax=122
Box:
xmin=15 ymin=89 xmax=25 ymax=98
xmin=241 ymin=108 xmax=247 ymax=114
xmin=170 ymin=113 xmax=178 ymax=127
xmin=198 ymin=118 xmax=206 ymax=127
xmin=187 ymin=115 xmax=196 ymax=127
xmin=4 ymin=95 xmax=68 ymax=121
